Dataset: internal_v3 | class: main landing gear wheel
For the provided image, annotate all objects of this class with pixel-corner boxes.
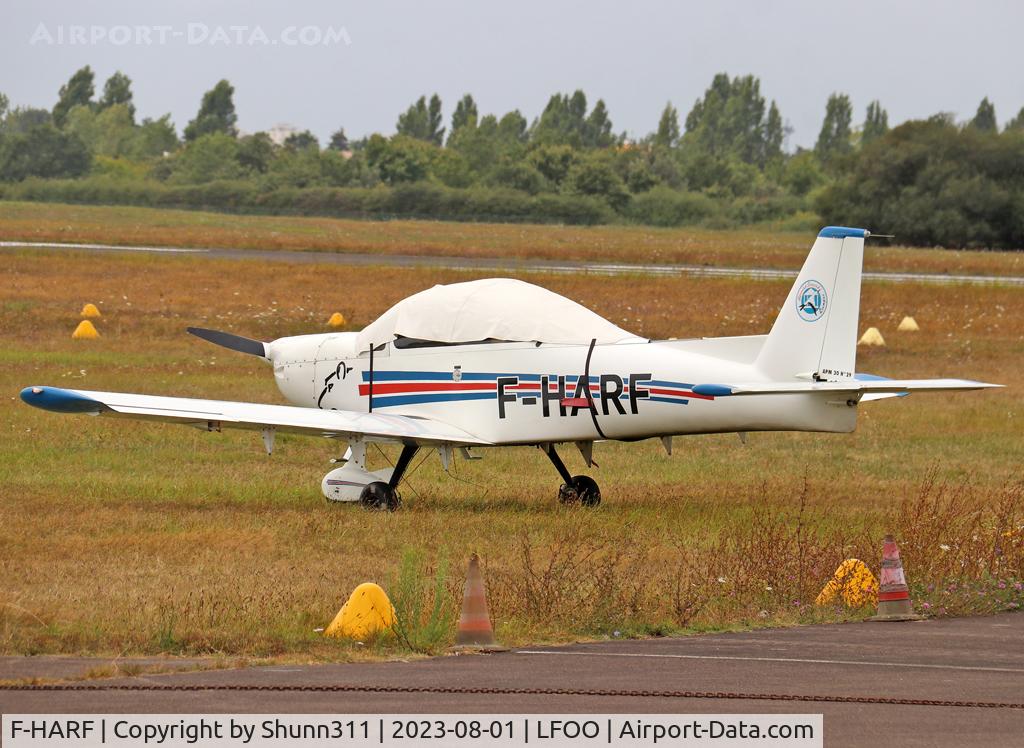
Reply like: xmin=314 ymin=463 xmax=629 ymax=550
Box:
xmin=558 ymin=475 xmax=601 ymax=507
xmin=358 ymin=443 xmax=419 ymax=512
xmin=544 ymin=444 xmax=601 ymax=508
xmin=360 ymin=481 xmax=401 ymax=512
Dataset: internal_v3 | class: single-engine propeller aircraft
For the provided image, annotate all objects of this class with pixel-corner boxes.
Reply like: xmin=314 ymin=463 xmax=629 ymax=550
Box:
xmin=22 ymin=227 xmax=1001 ymax=510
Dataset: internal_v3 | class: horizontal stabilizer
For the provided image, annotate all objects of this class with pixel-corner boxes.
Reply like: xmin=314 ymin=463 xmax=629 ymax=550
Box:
xmin=187 ymin=327 xmax=267 ymax=358
xmin=693 ymin=378 xmax=1002 ymax=397
xmin=20 ymin=386 xmax=489 ymax=446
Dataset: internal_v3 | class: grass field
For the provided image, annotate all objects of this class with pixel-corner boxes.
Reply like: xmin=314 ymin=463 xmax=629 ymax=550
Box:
xmin=1 ymin=241 xmax=1022 ymax=663
xmin=2 ymin=200 xmax=1024 ymax=277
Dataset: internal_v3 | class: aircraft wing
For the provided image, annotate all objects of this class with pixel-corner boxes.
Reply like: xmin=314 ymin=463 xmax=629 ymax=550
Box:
xmin=692 ymin=378 xmax=1002 ymax=398
xmin=20 ymin=386 xmax=489 ymax=446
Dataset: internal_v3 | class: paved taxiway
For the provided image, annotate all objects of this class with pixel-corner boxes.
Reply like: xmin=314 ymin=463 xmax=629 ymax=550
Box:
xmin=3 ymin=614 xmax=1022 ymax=747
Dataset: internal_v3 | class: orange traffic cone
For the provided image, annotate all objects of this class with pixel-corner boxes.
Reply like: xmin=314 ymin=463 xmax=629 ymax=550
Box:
xmin=870 ymin=535 xmax=923 ymax=621
xmin=452 ymin=554 xmax=506 ymax=651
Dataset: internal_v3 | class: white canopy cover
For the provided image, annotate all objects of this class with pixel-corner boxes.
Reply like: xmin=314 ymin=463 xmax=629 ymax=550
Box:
xmin=355 ymin=278 xmax=640 ymax=351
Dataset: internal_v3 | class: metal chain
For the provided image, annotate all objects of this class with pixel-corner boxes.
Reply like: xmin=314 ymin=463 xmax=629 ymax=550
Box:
xmin=2 ymin=683 xmax=1021 ymax=709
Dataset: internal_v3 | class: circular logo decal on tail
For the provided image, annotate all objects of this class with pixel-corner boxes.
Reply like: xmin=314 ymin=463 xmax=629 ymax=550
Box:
xmin=796 ymin=280 xmax=828 ymax=322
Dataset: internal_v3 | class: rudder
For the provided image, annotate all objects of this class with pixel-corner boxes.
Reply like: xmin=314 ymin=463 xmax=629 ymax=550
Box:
xmin=755 ymin=226 xmax=867 ymax=381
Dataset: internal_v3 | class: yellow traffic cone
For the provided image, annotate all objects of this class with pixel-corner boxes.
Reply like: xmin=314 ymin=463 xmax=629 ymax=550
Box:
xmin=815 ymin=558 xmax=878 ymax=608
xmin=81 ymin=303 xmax=101 ymax=318
xmin=324 ymin=582 xmax=396 ymax=640
xmin=72 ymin=320 xmax=99 ymax=339
xmin=327 ymin=312 xmax=346 ymax=328
xmin=897 ymin=316 xmax=919 ymax=332
xmin=858 ymin=327 xmax=886 ymax=346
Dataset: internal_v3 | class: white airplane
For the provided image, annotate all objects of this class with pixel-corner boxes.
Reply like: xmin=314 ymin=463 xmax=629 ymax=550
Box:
xmin=22 ymin=227 xmax=1000 ymax=510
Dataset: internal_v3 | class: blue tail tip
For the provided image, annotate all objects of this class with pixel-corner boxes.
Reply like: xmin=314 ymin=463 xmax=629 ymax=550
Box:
xmin=819 ymin=226 xmax=870 ymax=239
xmin=692 ymin=384 xmax=733 ymax=397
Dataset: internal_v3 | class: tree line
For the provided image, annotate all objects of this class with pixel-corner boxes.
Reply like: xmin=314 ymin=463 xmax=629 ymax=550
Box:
xmin=1 ymin=66 xmax=1023 ymax=248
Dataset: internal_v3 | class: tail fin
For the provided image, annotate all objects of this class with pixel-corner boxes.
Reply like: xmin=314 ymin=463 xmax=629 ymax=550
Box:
xmin=755 ymin=227 xmax=867 ymax=381
xmin=187 ymin=327 xmax=268 ymax=358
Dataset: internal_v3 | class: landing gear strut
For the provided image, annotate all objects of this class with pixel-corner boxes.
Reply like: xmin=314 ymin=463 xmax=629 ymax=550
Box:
xmin=543 ymin=444 xmax=601 ymax=507
xmin=360 ymin=443 xmax=419 ymax=511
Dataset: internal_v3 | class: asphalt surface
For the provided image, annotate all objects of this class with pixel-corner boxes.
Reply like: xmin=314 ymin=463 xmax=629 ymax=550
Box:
xmin=2 ymin=614 xmax=1022 ymax=747
xmin=4 ymin=240 xmax=1024 ymax=286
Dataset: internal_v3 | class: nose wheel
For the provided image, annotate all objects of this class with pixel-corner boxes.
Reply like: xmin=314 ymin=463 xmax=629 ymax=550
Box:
xmin=544 ymin=444 xmax=601 ymax=507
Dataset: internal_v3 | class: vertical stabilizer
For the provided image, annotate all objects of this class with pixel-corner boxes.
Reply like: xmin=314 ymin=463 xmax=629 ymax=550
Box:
xmin=755 ymin=227 xmax=867 ymax=381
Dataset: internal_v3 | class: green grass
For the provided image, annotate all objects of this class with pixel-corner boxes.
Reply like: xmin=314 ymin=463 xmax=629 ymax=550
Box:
xmin=0 ymin=246 xmax=1021 ymax=660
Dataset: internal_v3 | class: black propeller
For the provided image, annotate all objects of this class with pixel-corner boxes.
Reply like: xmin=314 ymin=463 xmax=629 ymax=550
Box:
xmin=187 ymin=327 xmax=267 ymax=358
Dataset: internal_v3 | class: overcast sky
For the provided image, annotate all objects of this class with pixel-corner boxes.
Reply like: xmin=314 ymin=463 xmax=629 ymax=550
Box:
xmin=2 ymin=0 xmax=1021 ymax=149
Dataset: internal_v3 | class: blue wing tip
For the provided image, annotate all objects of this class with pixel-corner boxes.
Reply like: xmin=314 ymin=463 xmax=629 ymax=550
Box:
xmin=20 ymin=386 xmax=103 ymax=413
xmin=819 ymin=226 xmax=870 ymax=239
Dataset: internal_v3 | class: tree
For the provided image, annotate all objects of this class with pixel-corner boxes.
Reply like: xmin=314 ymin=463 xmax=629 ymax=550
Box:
xmin=396 ymin=94 xmax=445 ymax=145
xmin=183 ymin=80 xmax=237 ymax=142
xmin=1006 ymin=107 xmax=1024 ymax=132
xmin=562 ymin=153 xmax=630 ymax=211
xmin=815 ymin=93 xmax=853 ymax=166
xmin=970 ymin=97 xmax=997 ymax=132
xmin=763 ymin=101 xmax=784 ymax=163
xmin=583 ymin=99 xmax=615 ymax=148
xmin=65 ymin=103 xmax=136 ymax=157
xmin=654 ymin=102 xmax=679 ymax=148
xmin=328 ymin=127 xmax=350 ymax=151
xmin=284 ymin=130 xmax=319 ymax=151
xmin=237 ymin=132 xmax=275 ymax=173
xmin=264 ymin=147 xmax=326 ymax=189
xmin=364 ymin=134 xmax=435 ymax=184
xmin=98 ymin=72 xmax=134 ymax=121
xmin=683 ymin=73 xmax=780 ymax=167
xmin=168 ymin=132 xmax=243 ymax=183
xmin=0 ymin=93 xmax=8 ymax=121
xmin=489 ymin=158 xmax=545 ymax=194
xmin=1 ymin=107 xmax=51 ymax=135
xmin=497 ymin=110 xmax=528 ymax=143
xmin=532 ymin=90 xmax=589 ymax=147
xmin=131 ymin=115 xmax=178 ymax=159
xmin=862 ymin=100 xmax=889 ymax=145
xmin=53 ymin=66 xmax=94 ymax=128
xmin=782 ymin=150 xmax=824 ymax=196
xmin=449 ymin=94 xmax=478 ymax=141
xmin=815 ymin=117 xmax=1024 ymax=249
xmin=0 ymin=124 xmax=91 ymax=180
xmin=528 ymin=144 xmax=578 ymax=185
xmin=427 ymin=94 xmax=444 ymax=146
xmin=530 ymin=90 xmax=615 ymax=148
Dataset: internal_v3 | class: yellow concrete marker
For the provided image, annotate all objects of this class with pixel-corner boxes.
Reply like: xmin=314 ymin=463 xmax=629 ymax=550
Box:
xmin=327 ymin=312 xmax=346 ymax=328
xmin=897 ymin=316 xmax=919 ymax=332
xmin=815 ymin=558 xmax=878 ymax=608
xmin=324 ymin=582 xmax=396 ymax=640
xmin=71 ymin=320 xmax=100 ymax=339
xmin=858 ymin=327 xmax=886 ymax=346
xmin=81 ymin=303 xmax=101 ymax=318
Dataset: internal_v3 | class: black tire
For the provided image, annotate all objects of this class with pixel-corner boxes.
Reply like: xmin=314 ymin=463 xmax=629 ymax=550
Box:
xmin=360 ymin=481 xmax=401 ymax=511
xmin=558 ymin=482 xmax=579 ymax=505
xmin=558 ymin=475 xmax=601 ymax=507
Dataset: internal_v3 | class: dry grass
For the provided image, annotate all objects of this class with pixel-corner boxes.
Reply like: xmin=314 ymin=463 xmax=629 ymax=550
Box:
xmin=0 ymin=245 xmax=1021 ymax=659
xmin=2 ymin=200 xmax=1024 ymax=277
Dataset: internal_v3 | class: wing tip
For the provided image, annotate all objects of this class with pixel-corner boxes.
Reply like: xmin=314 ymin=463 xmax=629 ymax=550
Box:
xmin=20 ymin=386 xmax=104 ymax=414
